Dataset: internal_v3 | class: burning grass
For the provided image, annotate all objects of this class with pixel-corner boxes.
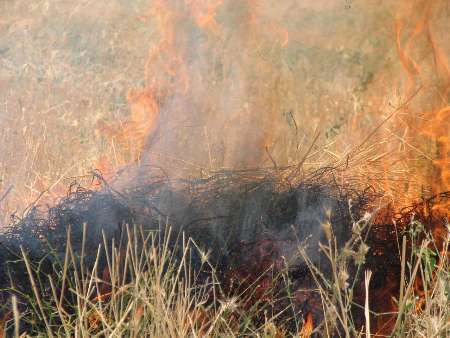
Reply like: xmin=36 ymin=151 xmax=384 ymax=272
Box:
xmin=0 ymin=168 xmax=448 ymax=336
xmin=0 ymin=1 xmax=449 ymax=336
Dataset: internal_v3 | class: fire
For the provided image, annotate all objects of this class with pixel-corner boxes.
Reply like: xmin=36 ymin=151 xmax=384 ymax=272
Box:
xmin=95 ymin=0 xmax=185 ymax=178
xmin=392 ymin=0 xmax=449 ymax=212
xmin=90 ymin=4 xmax=448 ymax=333
xmin=343 ymin=0 xmax=449 ymax=213
xmin=186 ymin=0 xmax=223 ymax=34
xmin=92 ymin=13 xmax=449 ymax=329
xmin=299 ymin=312 xmax=313 ymax=338
xmin=1 ymin=2 xmax=449 ymax=335
xmin=91 ymin=0 xmax=448 ymax=215
xmin=96 ymin=89 xmax=159 ymax=165
xmin=423 ymin=105 xmax=449 ymax=213
xmin=94 ymin=0 xmax=307 ymax=179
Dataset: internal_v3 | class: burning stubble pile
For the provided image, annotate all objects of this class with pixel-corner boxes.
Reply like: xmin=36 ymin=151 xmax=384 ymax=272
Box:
xmin=0 ymin=167 xmax=448 ymax=336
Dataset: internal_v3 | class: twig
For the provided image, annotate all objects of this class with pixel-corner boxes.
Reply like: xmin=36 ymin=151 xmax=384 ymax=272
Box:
xmin=265 ymin=146 xmax=278 ymax=169
xmin=391 ymin=240 xmax=429 ymax=337
xmin=364 ymin=270 xmax=372 ymax=337
xmin=288 ymin=131 xmax=321 ymax=181
xmin=22 ymin=162 xmax=78 ymax=217
xmin=12 ymin=295 xmax=20 ymax=338
xmin=287 ymin=111 xmax=298 ymax=136
xmin=0 ymin=185 xmax=13 ymax=204
xmin=21 ymin=246 xmax=54 ymax=338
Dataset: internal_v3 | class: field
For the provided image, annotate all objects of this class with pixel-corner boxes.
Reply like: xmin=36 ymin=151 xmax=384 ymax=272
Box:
xmin=0 ymin=0 xmax=449 ymax=336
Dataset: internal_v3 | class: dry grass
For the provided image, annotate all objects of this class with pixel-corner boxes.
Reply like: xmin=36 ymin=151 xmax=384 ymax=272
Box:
xmin=1 ymin=214 xmax=449 ymax=337
xmin=2 ymin=0 xmax=437 ymax=223
xmin=4 ymin=225 xmax=222 ymax=337
xmin=300 ymin=214 xmax=450 ymax=337
xmin=1 ymin=224 xmax=314 ymax=337
xmin=0 ymin=0 xmax=151 ymax=223
xmin=391 ymin=223 xmax=450 ymax=337
xmin=0 ymin=1 xmax=448 ymax=336
xmin=298 ymin=211 xmax=374 ymax=337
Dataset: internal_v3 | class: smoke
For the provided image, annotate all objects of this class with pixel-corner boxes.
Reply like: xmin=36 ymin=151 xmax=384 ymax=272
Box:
xmin=132 ymin=0 xmax=395 ymax=176
xmin=0 ymin=0 xmax=448 ymax=222
xmin=124 ymin=0 xmax=448 ymax=210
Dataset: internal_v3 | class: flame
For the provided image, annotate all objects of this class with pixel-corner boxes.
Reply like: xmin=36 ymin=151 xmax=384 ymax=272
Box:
xmin=345 ymin=0 xmax=449 ymax=213
xmin=95 ymin=0 xmax=185 ymax=178
xmin=299 ymin=312 xmax=313 ymax=338
xmin=93 ymin=0 xmax=307 ymax=179
xmin=392 ymin=0 xmax=449 ymax=212
xmin=395 ymin=1 xmax=430 ymax=97
xmin=186 ymin=0 xmax=223 ymax=34
xmin=42 ymin=2 xmax=450 ymax=336
xmin=90 ymin=0 xmax=448 ymax=216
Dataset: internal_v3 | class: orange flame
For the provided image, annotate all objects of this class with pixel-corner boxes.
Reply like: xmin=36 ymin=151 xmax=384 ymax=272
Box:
xmin=186 ymin=0 xmax=224 ymax=34
xmin=95 ymin=0 xmax=188 ymax=179
xmin=91 ymin=0 xmax=448 ymax=217
xmin=394 ymin=0 xmax=449 ymax=212
xmin=349 ymin=0 xmax=449 ymax=212
xmin=299 ymin=312 xmax=313 ymax=338
xmin=95 ymin=0 xmax=297 ymax=176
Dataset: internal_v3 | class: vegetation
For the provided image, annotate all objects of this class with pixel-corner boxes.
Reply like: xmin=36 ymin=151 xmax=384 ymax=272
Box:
xmin=1 ymin=214 xmax=448 ymax=337
xmin=0 ymin=1 xmax=448 ymax=337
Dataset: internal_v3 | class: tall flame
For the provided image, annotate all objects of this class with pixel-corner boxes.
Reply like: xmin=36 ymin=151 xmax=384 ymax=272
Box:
xmin=94 ymin=0 xmax=448 ymax=213
xmin=391 ymin=0 xmax=449 ymax=210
